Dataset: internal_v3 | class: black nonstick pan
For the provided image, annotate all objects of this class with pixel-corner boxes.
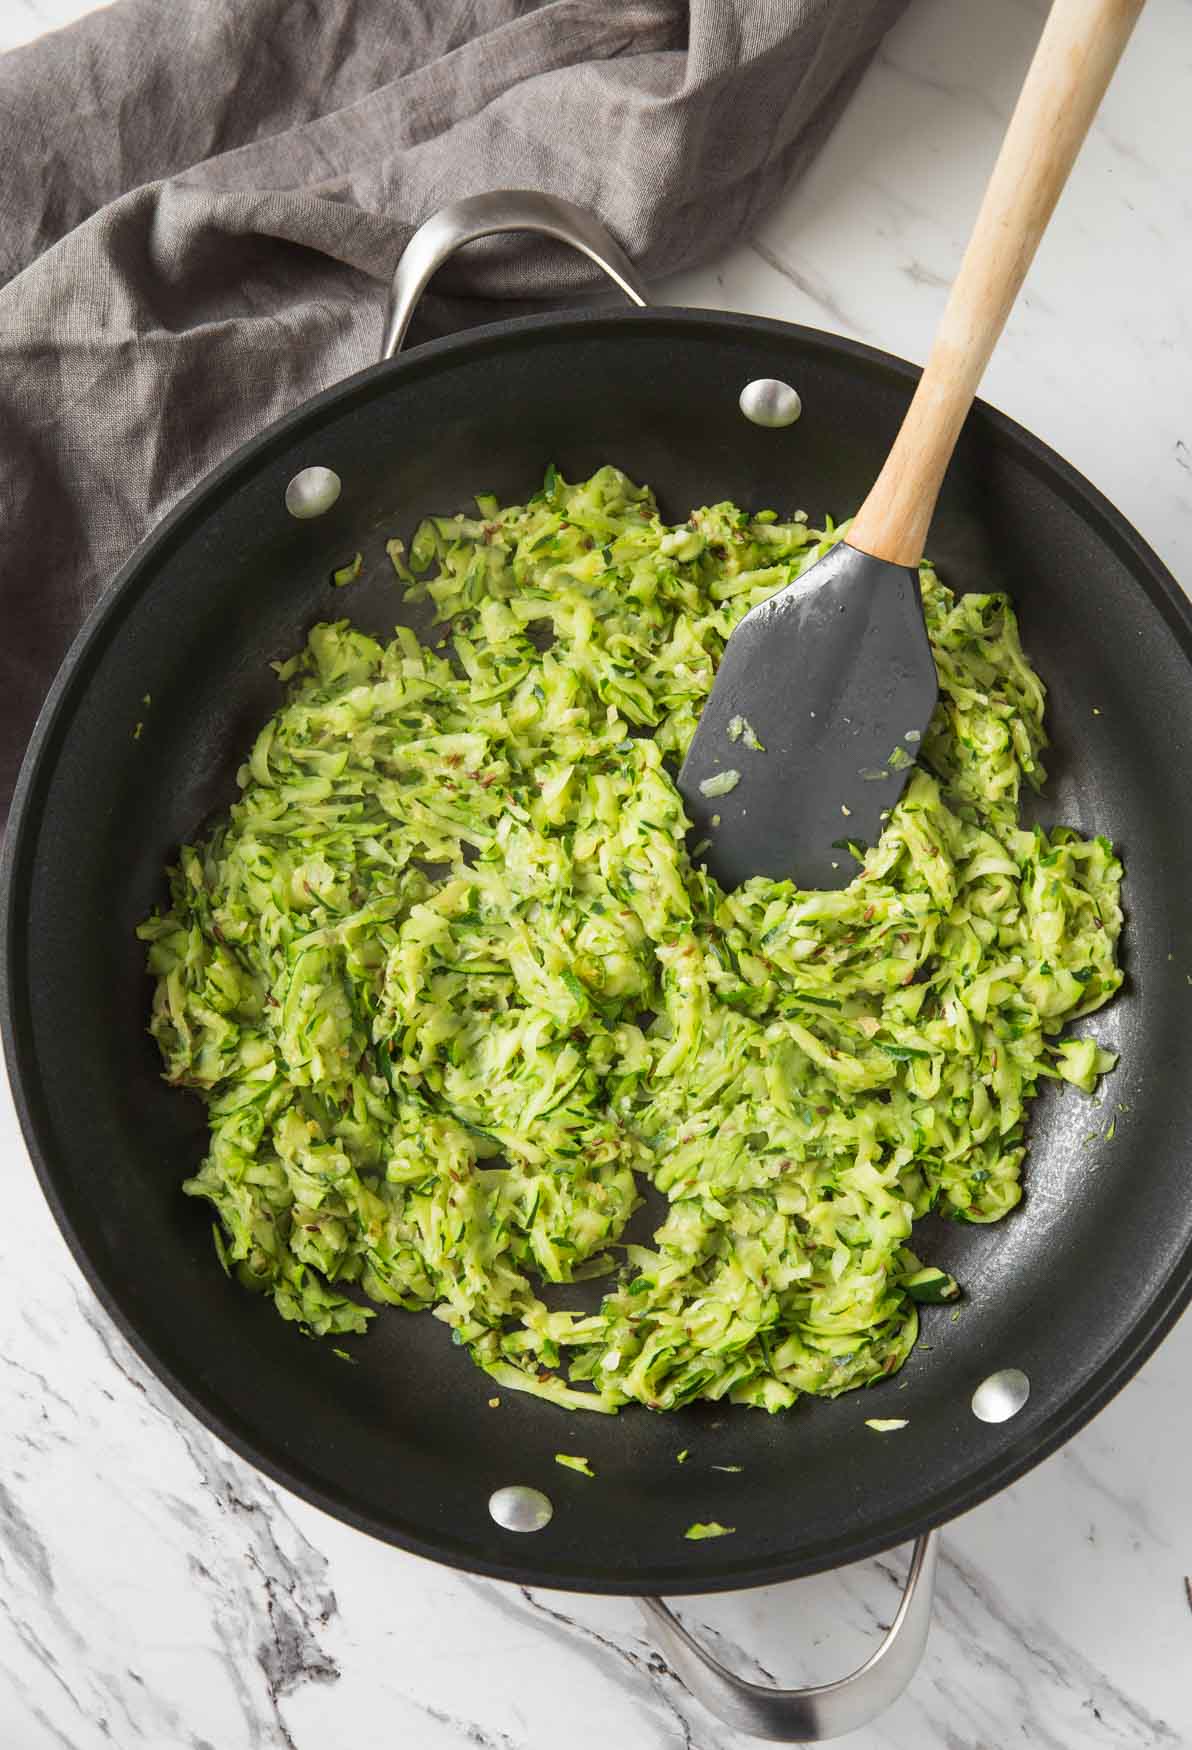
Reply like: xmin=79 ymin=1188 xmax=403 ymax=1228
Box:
xmin=4 ymin=192 xmax=1192 ymax=1740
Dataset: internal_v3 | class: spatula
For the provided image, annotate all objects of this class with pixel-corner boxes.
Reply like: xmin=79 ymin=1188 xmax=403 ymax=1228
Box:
xmin=680 ymin=0 xmax=1144 ymax=891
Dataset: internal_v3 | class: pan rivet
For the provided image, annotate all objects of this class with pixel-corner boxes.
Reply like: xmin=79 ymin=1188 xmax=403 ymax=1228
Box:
xmin=285 ymin=466 xmax=342 ymax=519
xmin=488 ymin=1485 xmax=554 ymax=1533
xmin=971 ymin=1368 xmax=1030 ymax=1423
xmin=739 ymin=378 xmax=802 ymax=429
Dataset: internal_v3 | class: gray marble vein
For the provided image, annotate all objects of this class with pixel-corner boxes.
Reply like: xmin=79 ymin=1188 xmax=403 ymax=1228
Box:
xmin=409 ymin=1700 xmax=526 ymax=1750
xmin=485 ymin=1581 xmax=719 ymax=1750
xmin=746 ymin=239 xmax=873 ymax=341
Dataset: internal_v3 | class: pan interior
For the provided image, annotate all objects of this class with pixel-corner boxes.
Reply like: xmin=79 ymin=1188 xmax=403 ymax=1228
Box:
xmin=6 ymin=311 xmax=1192 ymax=1595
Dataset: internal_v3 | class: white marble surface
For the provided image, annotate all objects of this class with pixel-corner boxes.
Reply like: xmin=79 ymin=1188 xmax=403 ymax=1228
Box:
xmin=3 ymin=0 xmax=1191 ymax=1745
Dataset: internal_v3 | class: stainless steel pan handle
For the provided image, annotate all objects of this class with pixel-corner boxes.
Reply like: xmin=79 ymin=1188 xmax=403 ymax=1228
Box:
xmin=384 ymin=191 xmax=936 ymax=1742
xmin=381 ymin=190 xmax=649 ymax=360
xmin=640 ymin=1532 xmax=938 ymax=1742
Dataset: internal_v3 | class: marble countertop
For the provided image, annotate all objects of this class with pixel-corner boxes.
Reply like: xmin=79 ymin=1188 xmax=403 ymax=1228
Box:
xmin=2 ymin=0 xmax=1190 ymax=1745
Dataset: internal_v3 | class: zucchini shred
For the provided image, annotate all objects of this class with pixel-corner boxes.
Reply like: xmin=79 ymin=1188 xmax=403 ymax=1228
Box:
xmin=138 ymin=465 xmax=1123 ymax=1416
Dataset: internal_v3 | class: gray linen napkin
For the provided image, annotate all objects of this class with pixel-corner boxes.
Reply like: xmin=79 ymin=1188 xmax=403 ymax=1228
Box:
xmin=0 ymin=0 xmax=905 ymax=821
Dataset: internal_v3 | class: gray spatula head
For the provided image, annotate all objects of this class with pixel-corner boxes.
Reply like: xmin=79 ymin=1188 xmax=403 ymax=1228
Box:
xmin=678 ymin=542 xmax=939 ymax=892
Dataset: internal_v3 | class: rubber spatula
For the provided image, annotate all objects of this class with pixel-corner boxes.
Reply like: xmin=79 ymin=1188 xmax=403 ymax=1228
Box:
xmin=680 ymin=0 xmax=1144 ymax=891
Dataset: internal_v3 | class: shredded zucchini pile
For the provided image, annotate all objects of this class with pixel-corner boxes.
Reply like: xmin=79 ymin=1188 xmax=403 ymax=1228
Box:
xmin=139 ymin=465 xmax=1122 ymax=1414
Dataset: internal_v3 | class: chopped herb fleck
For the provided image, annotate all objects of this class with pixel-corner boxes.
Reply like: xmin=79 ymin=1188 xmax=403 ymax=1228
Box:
xmin=555 ymin=1453 xmax=595 ymax=1476
xmin=332 ymin=552 xmax=364 ymax=588
xmin=699 ymin=769 xmax=741 ymax=798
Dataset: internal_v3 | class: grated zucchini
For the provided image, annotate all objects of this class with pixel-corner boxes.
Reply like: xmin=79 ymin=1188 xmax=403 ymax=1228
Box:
xmin=138 ymin=466 xmax=1122 ymax=1415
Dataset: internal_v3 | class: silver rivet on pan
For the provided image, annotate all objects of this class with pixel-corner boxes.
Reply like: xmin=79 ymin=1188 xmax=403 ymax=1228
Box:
xmin=739 ymin=378 xmax=803 ymax=428
xmin=488 ymin=1485 xmax=553 ymax=1533
xmin=971 ymin=1368 xmax=1031 ymax=1423
xmin=285 ymin=466 xmax=342 ymax=519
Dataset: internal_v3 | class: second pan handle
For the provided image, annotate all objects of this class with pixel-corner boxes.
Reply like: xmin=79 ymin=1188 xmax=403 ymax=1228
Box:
xmin=381 ymin=190 xmax=649 ymax=360
xmin=640 ymin=1532 xmax=938 ymax=1742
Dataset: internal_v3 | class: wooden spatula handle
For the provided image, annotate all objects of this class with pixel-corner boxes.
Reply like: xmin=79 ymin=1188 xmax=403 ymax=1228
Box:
xmin=847 ymin=0 xmax=1145 ymax=568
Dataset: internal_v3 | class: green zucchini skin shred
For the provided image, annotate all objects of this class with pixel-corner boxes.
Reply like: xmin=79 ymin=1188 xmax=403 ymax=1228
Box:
xmin=138 ymin=466 xmax=1123 ymax=1415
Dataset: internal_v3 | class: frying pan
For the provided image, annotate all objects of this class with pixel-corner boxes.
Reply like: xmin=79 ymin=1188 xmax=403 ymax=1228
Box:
xmin=5 ymin=191 xmax=1192 ymax=1742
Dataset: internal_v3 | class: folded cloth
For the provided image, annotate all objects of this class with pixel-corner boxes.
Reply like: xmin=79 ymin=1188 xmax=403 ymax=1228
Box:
xmin=0 ymin=0 xmax=905 ymax=822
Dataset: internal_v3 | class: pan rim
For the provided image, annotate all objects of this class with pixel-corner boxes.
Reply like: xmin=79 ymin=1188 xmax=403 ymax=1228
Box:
xmin=3 ymin=305 xmax=1191 ymax=1596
